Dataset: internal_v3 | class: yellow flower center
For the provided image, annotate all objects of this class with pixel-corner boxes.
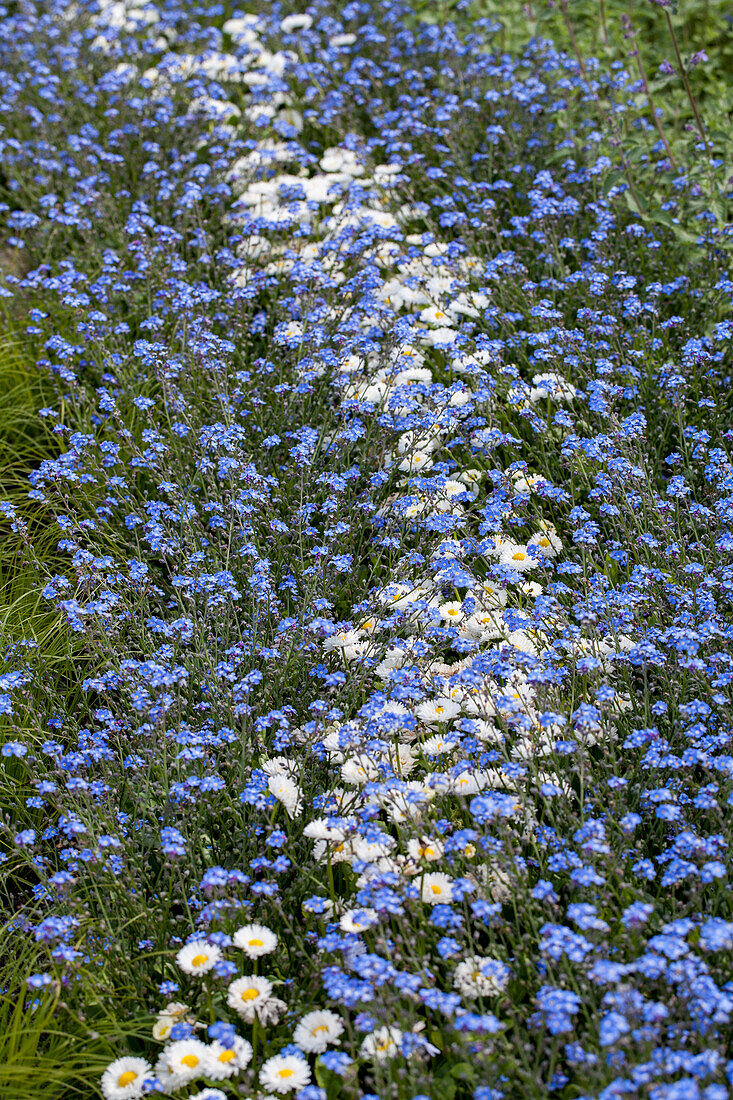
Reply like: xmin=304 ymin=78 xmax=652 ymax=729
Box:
xmin=248 ymin=938 xmax=264 ymax=947
xmin=241 ymin=988 xmax=260 ymax=1002
xmin=538 ymin=537 xmax=550 ymax=547
xmin=191 ymin=954 xmax=208 ymax=968
xmin=447 ymin=608 xmax=459 ymax=616
xmin=420 ymin=846 xmax=434 ymax=857
xmin=219 ymin=1050 xmax=236 ymax=1064
xmin=181 ymin=1055 xmax=199 ymax=1069
xmin=118 ymin=1072 xmax=138 ymax=1087
xmin=435 ymin=706 xmax=444 ymax=715
xmin=279 ymin=1069 xmax=295 ymax=1078
xmin=512 ymin=552 xmax=526 ymax=561
xmin=431 ymin=884 xmax=442 ymax=895
xmin=312 ymin=1025 xmax=329 ymax=1034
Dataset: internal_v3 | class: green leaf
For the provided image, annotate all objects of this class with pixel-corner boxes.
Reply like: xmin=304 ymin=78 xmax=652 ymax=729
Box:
xmin=451 ymin=1061 xmax=477 ymax=1082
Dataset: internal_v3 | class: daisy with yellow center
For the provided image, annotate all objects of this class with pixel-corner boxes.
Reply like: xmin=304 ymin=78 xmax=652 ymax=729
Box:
xmin=259 ymin=1052 xmax=311 ymax=1094
xmin=154 ymin=1040 xmax=209 ymax=1090
xmin=100 ymin=1057 xmax=151 ymax=1100
xmin=293 ymin=1008 xmax=344 ymax=1053
xmin=361 ymin=1026 xmax=403 ymax=1061
xmin=176 ymin=939 xmax=221 ymax=976
xmin=439 ymin=600 xmax=464 ymax=622
xmin=152 ymin=1001 xmax=188 ymax=1041
xmin=226 ymin=975 xmax=274 ymax=1022
xmin=233 ymin=922 xmax=278 ymax=959
xmin=207 ymin=1036 xmax=253 ymax=1080
xmin=421 ymin=872 xmax=454 ymax=904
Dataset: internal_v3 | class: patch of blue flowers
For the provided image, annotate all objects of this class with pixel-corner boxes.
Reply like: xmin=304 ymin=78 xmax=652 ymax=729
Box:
xmin=1 ymin=1 xmax=733 ymax=1098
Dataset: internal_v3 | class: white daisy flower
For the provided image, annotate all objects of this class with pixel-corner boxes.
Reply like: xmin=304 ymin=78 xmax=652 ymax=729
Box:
xmin=476 ymin=581 xmax=507 ymax=609
xmin=226 ymin=975 xmax=274 ymax=1022
xmin=378 ymin=582 xmax=430 ymax=610
xmin=453 ymin=955 xmax=511 ymax=998
xmin=351 ymin=834 xmax=395 ymax=862
xmin=449 ymin=770 xmax=489 ymax=796
xmin=176 ymin=940 xmax=221 ymax=976
xmin=498 ymin=543 xmax=536 ymax=572
xmin=387 ymin=743 xmax=417 ymax=776
xmin=281 ymin=13 xmax=313 ymax=33
xmin=261 ymin=756 xmax=298 ymax=778
xmin=259 ymin=1052 xmax=311 ymax=1094
xmin=303 ymin=818 xmax=346 ymax=843
xmin=421 ymin=872 xmax=454 ymax=904
xmin=258 ymin=997 xmax=288 ymax=1027
xmin=293 ymin=1009 xmax=344 ymax=1053
xmin=396 ymin=429 xmax=439 ymax=455
xmin=459 ymin=687 xmax=498 ymax=718
xmin=423 ymin=325 xmax=459 ymax=347
xmin=341 ymin=755 xmax=379 ymax=785
xmin=189 ymin=1090 xmax=228 ymax=1100
xmin=361 ymin=1026 xmax=403 ymax=1061
xmin=398 ymin=449 xmax=434 ymax=474
xmin=415 ymin=698 xmax=460 ymax=726
xmin=461 ymin=610 xmax=504 ymax=640
xmin=471 ymin=719 xmax=504 ymax=743
xmin=506 ymin=630 xmax=537 ymax=655
xmin=379 ymin=782 xmax=435 ymax=823
xmin=374 ymin=645 xmax=407 ymax=677
xmin=438 ymin=600 xmax=464 ymax=623
xmin=420 ymin=304 xmax=455 ymax=327
xmin=330 ymin=32 xmax=357 ymax=47
xmin=206 ymin=1036 xmax=253 ymax=1080
xmin=407 ymin=836 xmax=444 ymax=862
xmin=233 ymin=923 xmax=278 ymax=959
xmin=420 ymin=734 xmax=458 ymax=756
xmin=340 ymin=907 xmax=379 ymax=933
xmin=268 ymin=773 xmax=302 ymax=818
xmin=529 ymin=371 xmax=579 ymax=403
xmin=392 ymin=365 xmax=433 ymax=387
xmin=512 ymin=472 xmax=548 ymax=493
xmin=100 ymin=1057 xmax=151 ymax=1100
xmin=528 ymin=527 xmax=563 ymax=558
xmin=155 ymin=1039 xmax=209 ymax=1090
xmin=323 ymin=629 xmax=363 ymax=651
xmin=152 ymin=1002 xmax=188 ymax=1041
xmin=313 ymin=837 xmax=353 ymax=864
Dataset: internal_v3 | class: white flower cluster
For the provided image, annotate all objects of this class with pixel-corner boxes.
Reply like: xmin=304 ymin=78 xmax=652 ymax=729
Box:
xmin=101 ymin=921 xmax=344 ymax=1098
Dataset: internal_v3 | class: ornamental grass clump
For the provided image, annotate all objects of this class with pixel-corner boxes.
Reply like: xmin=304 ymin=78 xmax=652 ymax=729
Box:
xmin=1 ymin=0 xmax=733 ymax=1098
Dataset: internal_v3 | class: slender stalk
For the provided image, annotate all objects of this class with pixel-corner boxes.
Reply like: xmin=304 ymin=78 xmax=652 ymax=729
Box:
xmin=628 ymin=28 xmax=677 ymax=167
xmin=663 ymin=9 xmax=708 ymax=149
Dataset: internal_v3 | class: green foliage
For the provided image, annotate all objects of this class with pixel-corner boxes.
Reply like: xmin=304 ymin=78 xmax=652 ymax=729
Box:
xmin=0 ymin=929 xmax=152 ymax=1099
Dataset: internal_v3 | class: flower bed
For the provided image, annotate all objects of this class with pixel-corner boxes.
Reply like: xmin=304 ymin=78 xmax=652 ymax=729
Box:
xmin=1 ymin=2 xmax=733 ymax=1098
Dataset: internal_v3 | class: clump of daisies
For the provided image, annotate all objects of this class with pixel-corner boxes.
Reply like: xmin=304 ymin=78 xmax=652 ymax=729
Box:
xmin=100 ymin=920 xmax=345 ymax=1098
